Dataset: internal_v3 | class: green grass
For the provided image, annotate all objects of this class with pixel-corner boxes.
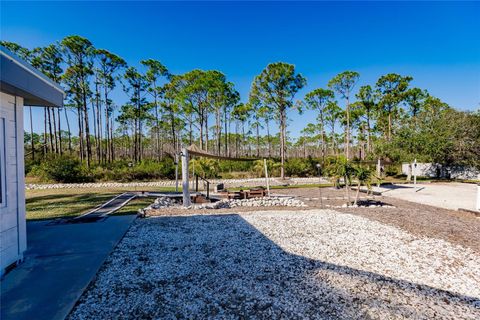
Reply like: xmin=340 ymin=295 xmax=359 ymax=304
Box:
xmin=25 ymin=187 xmax=172 ymax=220
xmin=459 ymin=179 xmax=480 ymax=184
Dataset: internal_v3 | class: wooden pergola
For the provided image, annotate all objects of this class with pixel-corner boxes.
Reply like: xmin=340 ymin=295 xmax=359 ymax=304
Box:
xmin=181 ymin=145 xmax=262 ymax=206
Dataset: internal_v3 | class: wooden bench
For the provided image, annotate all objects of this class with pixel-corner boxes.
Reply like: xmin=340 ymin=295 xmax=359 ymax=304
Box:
xmin=248 ymin=188 xmax=266 ymax=198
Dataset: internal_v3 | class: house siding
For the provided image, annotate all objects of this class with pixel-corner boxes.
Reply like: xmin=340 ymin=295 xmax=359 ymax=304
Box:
xmin=0 ymin=92 xmax=25 ymax=276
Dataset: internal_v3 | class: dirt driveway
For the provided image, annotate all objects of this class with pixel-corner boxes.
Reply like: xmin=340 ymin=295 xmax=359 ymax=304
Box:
xmin=371 ymin=182 xmax=477 ymax=211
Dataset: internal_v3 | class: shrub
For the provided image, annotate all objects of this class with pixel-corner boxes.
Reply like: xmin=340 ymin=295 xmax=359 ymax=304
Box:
xmin=24 ymin=158 xmax=41 ymax=176
xmin=41 ymin=156 xmax=91 ymax=183
xmin=385 ymin=164 xmax=401 ymax=177
xmin=220 ymin=171 xmax=254 ymax=179
xmin=218 ymin=160 xmax=254 ymax=173
xmin=252 ymin=159 xmax=281 ymax=178
xmin=110 ymin=159 xmax=176 ymax=181
xmin=190 ymin=158 xmax=220 ymax=179
xmin=28 ymin=164 xmax=49 ymax=181
xmin=285 ymin=158 xmax=320 ymax=177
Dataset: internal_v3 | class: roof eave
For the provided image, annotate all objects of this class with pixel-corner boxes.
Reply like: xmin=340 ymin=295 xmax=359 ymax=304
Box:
xmin=0 ymin=46 xmax=65 ymax=107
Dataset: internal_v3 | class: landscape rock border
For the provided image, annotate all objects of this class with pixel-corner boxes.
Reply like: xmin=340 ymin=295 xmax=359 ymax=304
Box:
xmin=26 ymin=177 xmax=329 ymax=190
xmin=138 ymin=196 xmax=307 ymax=215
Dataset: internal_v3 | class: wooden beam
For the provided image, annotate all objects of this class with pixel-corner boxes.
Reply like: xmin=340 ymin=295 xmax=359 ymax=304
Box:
xmin=181 ymin=147 xmax=191 ymax=207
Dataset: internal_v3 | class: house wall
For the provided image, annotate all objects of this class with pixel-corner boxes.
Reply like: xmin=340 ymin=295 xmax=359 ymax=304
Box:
xmin=0 ymin=91 xmax=26 ymax=276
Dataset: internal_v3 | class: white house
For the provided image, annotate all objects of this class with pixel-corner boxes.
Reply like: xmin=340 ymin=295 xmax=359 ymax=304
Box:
xmin=0 ymin=46 xmax=64 ymax=276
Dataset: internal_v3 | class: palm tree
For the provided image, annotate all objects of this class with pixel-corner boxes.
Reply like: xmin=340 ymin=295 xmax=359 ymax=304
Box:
xmin=353 ymin=165 xmax=372 ymax=205
xmin=326 ymin=156 xmax=354 ymax=203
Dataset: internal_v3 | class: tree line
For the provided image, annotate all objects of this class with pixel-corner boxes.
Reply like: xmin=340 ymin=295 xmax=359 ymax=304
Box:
xmin=2 ymin=36 xmax=478 ymax=179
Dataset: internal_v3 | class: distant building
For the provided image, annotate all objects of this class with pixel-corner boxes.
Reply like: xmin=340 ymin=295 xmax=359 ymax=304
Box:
xmin=0 ymin=46 xmax=64 ymax=276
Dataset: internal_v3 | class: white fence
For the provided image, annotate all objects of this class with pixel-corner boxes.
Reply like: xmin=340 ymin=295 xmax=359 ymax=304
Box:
xmin=401 ymin=163 xmax=480 ymax=180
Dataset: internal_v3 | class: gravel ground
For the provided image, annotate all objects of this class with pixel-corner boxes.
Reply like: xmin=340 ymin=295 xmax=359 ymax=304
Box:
xmin=277 ymin=187 xmax=480 ymax=253
xmin=69 ymin=209 xmax=480 ymax=319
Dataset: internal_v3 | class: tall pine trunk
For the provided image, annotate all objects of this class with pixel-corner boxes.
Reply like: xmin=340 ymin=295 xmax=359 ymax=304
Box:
xmin=95 ymin=80 xmax=102 ymax=162
xmin=92 ymin=101 xmax=98 ymax=161
xmin=216 ymin=108 xmax=221 ymax=156
xmin=57 ymin=108 xmax=62 ymax=155
xmin=44 ymin=108 xmax=47 ymax=158
xmin=280 ymin=107 xmax=286 ymax=179
xmin=110 ymin=116 xmax=115 ymax=161
xmin=256 ymin=122 xmax=260 ymax=157
xmin=170 ymin=110 xmax=176 ymax=154
xmin=367 ymin=116 xmax=372 ymax=153
xmin=199 ymin=108 xmax=204 ymax=150
xmin=78 ymin=106 xmax=84 ymax=161
xmin=205 ymin=112 xmax=209 ymax=152
xmin=51 ymin=107 xmax=58 ymax=154
xmin=29 ymin=106 xmax=35 ymax=161
xmin=64 ymin=108 xmax=72 ymax=153
xmin=47 ymin=107 xmax=54 ymax=153
xmin=82 ymin=92 xmax=92 ymax=167
xmin=266 ymin=118 xmax=271 ymax=158
xmin=105 ymin=86 xmax=111 ymax=162
xmin=345 ymin=95 xmax=350 ymax=159
xmin=154 ymin=90 xmax=161 ymax=160
xmin=224 ymin=106 xmax=228 ymax=156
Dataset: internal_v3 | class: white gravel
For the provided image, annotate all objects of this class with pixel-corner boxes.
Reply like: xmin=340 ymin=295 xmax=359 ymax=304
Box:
xmin=140 ymin=196 xmax=307 ymax=213
xmin=26 ymin=177 xmax=327 ymax=190
xmin=69 ymin=210 xmax=480 ymax=319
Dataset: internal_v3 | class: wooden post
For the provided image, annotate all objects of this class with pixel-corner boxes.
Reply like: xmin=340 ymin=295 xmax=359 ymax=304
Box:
xmin=476 ymin=184 xmax=480 ymax=211
xmin=174 ymin=153 xmax=179 ymax=192
xmin=191 ymin=157 xmax=195 ymax=190
xmin=264 ymin=159 xmax=270 ymax=197
xmin=181 ymin=148 xmax=191 ymax=207
xmin=376 ymin=159 xmax=381 ymax=188
xmin=413 ymin=158 xmax=417 ymax=187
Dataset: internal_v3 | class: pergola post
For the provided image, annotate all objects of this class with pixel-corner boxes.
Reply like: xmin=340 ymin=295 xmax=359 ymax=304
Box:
xmin=181 ymin=147 xmax=191 ymax=207
xmin=264 ymin=159 xmax=270 ymax=196
xmin=376 ymin=159 xmax=381 ymax=188
xmin=476 ymin=184 xmax=480 ymax=211
xmin=174 ymin=153 xmax=179 ymax=192
xmin=413 ymin=158 xmax=417 ymax=187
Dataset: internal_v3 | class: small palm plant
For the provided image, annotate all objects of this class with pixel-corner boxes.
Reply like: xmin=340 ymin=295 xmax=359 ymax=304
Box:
xmin=353 ymin=165 xmax=372 ymax=205
xmin=327 ymin=156 xmax=355 ymax=203
xmin=324 ymin=157 xmax=342 ymax=189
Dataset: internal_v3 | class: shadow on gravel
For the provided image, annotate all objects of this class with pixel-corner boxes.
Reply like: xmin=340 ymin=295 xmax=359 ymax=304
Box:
xmin=70 ymin=213 xmax=480 ymax=319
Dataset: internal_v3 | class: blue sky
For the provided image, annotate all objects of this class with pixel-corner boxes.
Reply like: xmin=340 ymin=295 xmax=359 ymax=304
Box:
xmin=1 ymin=1 xmax=479 ymax=137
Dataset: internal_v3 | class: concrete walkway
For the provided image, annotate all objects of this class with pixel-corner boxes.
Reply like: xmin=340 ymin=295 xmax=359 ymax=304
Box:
xmin=76 ymin=192 xmax=137 ymax=219
xmin=1 ymin=215 xmax=136 ymax=320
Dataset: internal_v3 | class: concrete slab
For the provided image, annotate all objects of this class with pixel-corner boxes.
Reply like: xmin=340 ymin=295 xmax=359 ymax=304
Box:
xmin=76 ymin=192 xmax=136 ymax=219
xmin=367 ymin=183 xmax=477 ymax=211
xmin=1 ymin=215 xmax=136 ymax=320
